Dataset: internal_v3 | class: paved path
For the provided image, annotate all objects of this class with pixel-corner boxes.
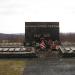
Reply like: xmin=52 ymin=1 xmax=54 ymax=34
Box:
xmin=23 ymin=51 xmax=75 ymax=75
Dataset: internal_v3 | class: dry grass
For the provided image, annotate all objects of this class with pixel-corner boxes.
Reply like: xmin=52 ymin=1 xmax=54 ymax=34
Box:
xmin=0 ymin=59 xmax=27 ymax=75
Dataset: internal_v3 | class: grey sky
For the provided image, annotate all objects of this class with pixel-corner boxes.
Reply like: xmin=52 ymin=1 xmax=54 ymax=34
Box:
xmin=0 ymin=0 xmax=75 ymax=33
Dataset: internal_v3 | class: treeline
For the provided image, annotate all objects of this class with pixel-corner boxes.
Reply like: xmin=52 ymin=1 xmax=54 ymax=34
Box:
xmin=0 ymin=33 xmax=75 ymax=43
xmin=60 ymin=33 xmax=75 ymax=42
xmin=0 ymin=33 xmax=25 ymax=43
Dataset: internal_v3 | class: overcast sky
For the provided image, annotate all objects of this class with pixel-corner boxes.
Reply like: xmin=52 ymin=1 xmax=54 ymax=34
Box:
xmin=0 ymin=0 xmax=75 ymax=34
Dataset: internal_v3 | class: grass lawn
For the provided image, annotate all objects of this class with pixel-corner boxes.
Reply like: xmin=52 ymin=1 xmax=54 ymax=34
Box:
xmin=0 ymin=59 xmax=27 ymax=75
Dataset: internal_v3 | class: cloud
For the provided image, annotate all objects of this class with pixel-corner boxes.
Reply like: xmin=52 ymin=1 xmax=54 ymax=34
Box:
xmin=0 ymin=8 xmax=24 ymax=15
xmin=0 ymin=0 xmax=25 ymax=15
xmin=0 ymin=0 xmax=75 ymax=33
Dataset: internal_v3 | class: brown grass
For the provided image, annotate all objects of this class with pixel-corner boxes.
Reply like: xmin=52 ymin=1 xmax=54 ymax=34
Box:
xmin=0 ymin=59 xmax=27 ymax=75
